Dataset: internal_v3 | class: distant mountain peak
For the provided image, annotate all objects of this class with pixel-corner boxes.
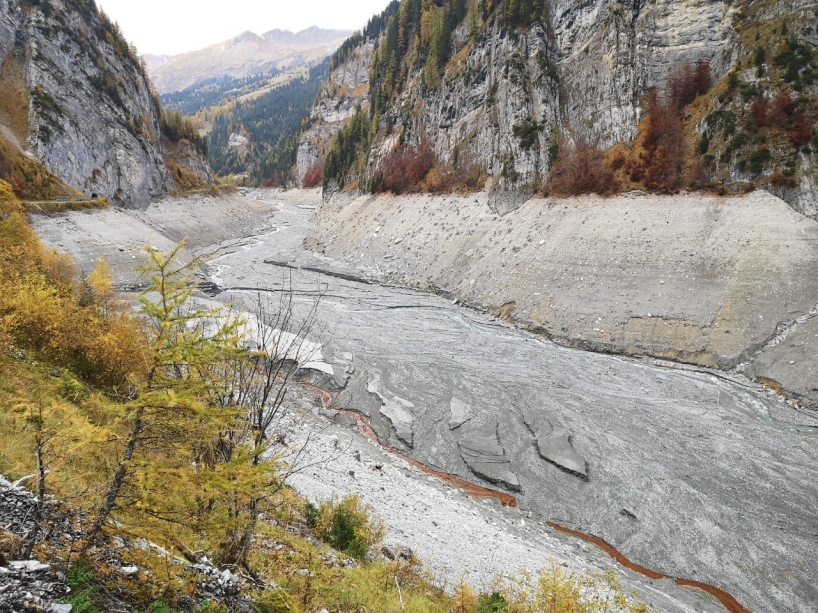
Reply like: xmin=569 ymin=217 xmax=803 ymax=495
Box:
xmin=231 ymin=31 xmax=264 ymax=44
xmin=262 ymin=27 xmax=355 ymax=45
xmin=144 ymin=26 xmax=353 ymax=94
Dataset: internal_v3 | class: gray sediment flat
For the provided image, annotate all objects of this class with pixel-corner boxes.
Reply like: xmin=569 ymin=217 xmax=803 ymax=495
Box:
xmin=31 ymin=189 xmax=818 ymax=613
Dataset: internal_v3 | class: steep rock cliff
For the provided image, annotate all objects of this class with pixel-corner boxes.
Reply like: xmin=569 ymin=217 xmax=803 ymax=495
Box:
xmin=0 ymin=0 xmax=211 ymax=207
xmin=304 ymin=0 xmax=818 ymax=218
xmin=297 ymin=41 xmax=374 ymax=185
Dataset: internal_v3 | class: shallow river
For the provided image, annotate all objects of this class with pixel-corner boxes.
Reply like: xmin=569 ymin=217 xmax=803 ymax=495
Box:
xmin=203 ymin=195 xmax=817 ymax=613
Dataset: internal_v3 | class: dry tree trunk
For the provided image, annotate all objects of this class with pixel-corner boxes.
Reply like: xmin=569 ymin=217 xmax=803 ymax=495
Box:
xmin=83 ymin=407 xmax=144 ymax=550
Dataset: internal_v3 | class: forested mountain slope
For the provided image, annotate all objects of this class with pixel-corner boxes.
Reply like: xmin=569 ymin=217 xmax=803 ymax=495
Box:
xmin=204 ymin=60 xmax=329 ymax=182
xmin=302 ymin=0 xmax=818 ymax=218
xmin=0 ymin=0 xmax=210 ymax=206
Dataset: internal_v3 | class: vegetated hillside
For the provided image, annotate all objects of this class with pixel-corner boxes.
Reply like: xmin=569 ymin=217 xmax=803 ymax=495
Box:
xmin=0 ymin=0 xmax=211 ymax=206
xmin=144 ymin=27 xmax=352 ymax=94
xmin=0 ymin=178 xmax=437 ymax=612
xmin=303 ymin=0 xmax=818 ymax=218
xmin=206 ymin=59 xmax=329 ymax=183
xmin=160 ymin=69 xmax=284 ymax=117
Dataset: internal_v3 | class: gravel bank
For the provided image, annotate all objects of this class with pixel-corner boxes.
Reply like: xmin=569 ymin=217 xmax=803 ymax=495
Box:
xmin=279 ymin=403 xmax=719 ymax=613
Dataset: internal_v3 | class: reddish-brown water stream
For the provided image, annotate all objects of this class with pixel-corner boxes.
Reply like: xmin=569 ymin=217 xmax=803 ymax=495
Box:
xmin=301 ymin=382 xmax=751 ymax=613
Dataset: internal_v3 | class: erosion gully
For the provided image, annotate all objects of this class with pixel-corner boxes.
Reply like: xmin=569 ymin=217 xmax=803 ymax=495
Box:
xmin=207 ymin=196 xmax=818 ymax=613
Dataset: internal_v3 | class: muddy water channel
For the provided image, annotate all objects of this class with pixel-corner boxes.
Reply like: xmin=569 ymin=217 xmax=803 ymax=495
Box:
xmin=204 ymin=196 xmax=818 ymax=613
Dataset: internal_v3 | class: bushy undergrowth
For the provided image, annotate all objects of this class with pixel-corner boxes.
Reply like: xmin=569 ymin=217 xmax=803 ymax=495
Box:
xmin=601 ymin=60 xmax=712 ymax=196
xmin=0 ymin=180 xmax=145 ymax=385
xmin=371 ymin=141 xmax=436 ymax=194
xmin=304 ymin=495 xmax=385 ymax=560
xmin=166 ymin=158 xmax=207 ymax=192
xmin=549 ymin=139 xmax=617 ymax=196
xmin=452 ymin=565 xmax=648 ymax=613
xmin=301 ymin=158 xmax=325 ymax=188
xmin=369 ymin=138 xmax=487 ymax=194
xmin=0 ymin=137 xmax=70 ymax=201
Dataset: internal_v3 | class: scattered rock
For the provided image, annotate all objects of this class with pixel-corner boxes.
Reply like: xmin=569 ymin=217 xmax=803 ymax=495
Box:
xmin=9 ymin=560 xmax=51 ymax=572
xmin=523 ymin=410 xmax=588 ymax=479
xmin=457 ymin=424 xmax=521 ymax=491
xmin=448 ymin=397 xmax=473 ymax=430
xmin=368 ymin=373 xmax=416 ymax=447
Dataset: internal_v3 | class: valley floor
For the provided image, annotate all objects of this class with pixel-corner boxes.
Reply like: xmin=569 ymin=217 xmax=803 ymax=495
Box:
xmin=29 ymin=188 xmax=818 ymax=613
xmin=306 ymin=189 xmax=818 ymax=410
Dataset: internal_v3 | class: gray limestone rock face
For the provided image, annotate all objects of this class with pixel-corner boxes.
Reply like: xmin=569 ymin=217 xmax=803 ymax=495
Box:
xmin=298 ymin=0 xmax=752 ymax=210
xmin=300 ymin=1 xmax=818 ymax=218
xmin=0 ymin=1 xmax=210 ymax=207
xmin=296 ymin=42 xmax=374 ymax=184
xmin=457 ymin=424 xmax=521 ymax=492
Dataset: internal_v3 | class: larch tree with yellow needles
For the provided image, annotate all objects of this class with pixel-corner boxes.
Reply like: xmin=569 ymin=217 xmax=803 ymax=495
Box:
xmin=84 ymin=243 xmax=245 ymax=549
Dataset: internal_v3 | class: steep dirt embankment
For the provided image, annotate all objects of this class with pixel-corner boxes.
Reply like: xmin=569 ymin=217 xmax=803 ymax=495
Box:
xmin=306 ymin=190 xmax=818 ymax=408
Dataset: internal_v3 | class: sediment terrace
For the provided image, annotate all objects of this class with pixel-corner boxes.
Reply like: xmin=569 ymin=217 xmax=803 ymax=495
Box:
xmin=306 ymin=189 xmax=818 ymax=409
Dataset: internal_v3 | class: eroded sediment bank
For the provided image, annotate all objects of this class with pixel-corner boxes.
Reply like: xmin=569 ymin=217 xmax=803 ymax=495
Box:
xmin=316 ymin=385 xmax=750 ymax=613
xmin=304 ymin=189 xmax=818 ymax=409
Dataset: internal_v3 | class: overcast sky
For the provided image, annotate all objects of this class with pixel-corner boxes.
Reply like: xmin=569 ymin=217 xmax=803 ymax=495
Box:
xmin=95 ymin=0 xmax=392 ymax=56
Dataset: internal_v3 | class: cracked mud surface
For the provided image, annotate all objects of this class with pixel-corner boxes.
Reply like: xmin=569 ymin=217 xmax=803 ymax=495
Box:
xmin=31 ymin=191 xmax=818 ymax=613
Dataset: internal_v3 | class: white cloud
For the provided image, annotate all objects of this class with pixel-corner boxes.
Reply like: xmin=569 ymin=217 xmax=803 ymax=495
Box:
xmin=95 ymin=0 xmax=392 ymax=55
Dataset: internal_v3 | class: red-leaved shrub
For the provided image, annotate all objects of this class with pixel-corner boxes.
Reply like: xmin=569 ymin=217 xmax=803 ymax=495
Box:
xmin=549 ymin=138 xmax=618 ymax=195
xmin=302 ymin=158 xmax=324 ymax=188
xmin=771 ymin=170 xmax=798 ymax=188
xmin=262 ymin=170 xmax=284 ymax=188
xmin=668 ymin=60 xmax=711 ymax=109
xmin=769 ymin=90 xmax=796 ymax=127
xmin=372 ymin=141 xmax=437 ymax=194
xmin=750 ymin=97 xmax=768 ymax=127
xmin=790 ymin=113 xmax=811 ymax=147
xmin=642 ymin=89 xmax=685 ymax=192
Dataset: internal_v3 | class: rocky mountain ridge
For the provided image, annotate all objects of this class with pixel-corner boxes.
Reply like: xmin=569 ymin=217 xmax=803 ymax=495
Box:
xmin=144 ymin=27 xmax=353 ymax=94
xmin=301 ymin=0 xmax=818 ymax=218
xmin=0 ymin=0 xmax=211 ymax=207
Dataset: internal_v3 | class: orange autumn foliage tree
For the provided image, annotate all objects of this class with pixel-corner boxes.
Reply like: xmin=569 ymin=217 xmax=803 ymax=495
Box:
xmin=302 ymin=158 xmax=325 ymax=188
xmin=0 ymin=179 xmax=146 ymax=387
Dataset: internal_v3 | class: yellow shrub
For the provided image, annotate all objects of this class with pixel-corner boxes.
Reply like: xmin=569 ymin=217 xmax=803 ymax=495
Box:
xmin=498 ymin=564 xmax=648 ymax=613
xmin=0 ymin=179 xmax=22 ymax=217
xmin=1 ymin=272 xmax=79 ymax=357
xmin=39 ymin=247 xmax=79 ymax=289
xmin=0 ymin=181 xmax=39 ymax=276
xmin=303 ymin=494 xmax=387 ymax=562
xmin=453 ymin=581 xmax=476 ymax=613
